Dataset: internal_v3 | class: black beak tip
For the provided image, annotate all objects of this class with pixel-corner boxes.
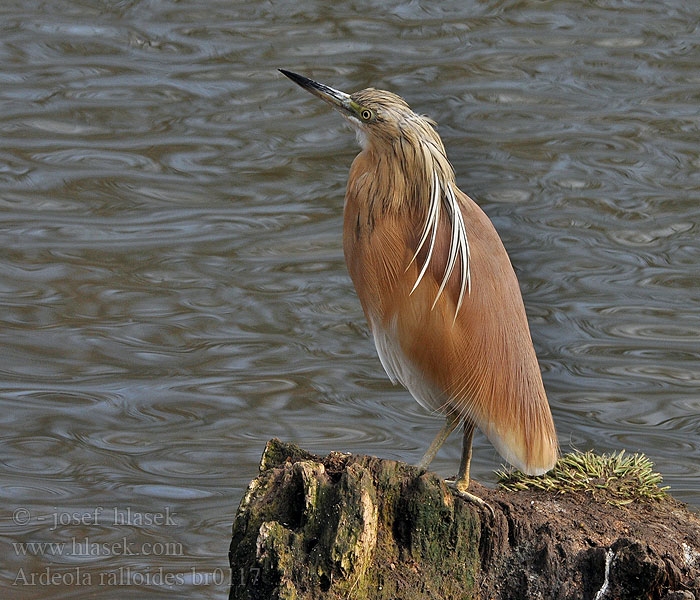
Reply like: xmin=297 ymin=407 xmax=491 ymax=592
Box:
xmin=279 ymin=68 xmax=298 ymax=79
xmin=279 ymin=69 xmax=312 ymax=88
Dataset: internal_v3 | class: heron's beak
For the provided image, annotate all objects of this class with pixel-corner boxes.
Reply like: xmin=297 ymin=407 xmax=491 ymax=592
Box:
xmin=279 ymin=69 xmax=354 ymax=116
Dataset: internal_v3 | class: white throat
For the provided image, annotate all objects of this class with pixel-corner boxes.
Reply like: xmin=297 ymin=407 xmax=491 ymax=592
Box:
xmin=346 ymin=116 xmax=369 ymax=150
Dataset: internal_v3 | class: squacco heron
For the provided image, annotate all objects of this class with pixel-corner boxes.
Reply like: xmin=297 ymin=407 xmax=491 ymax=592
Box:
xmin=280 ymin=69 xmax=557 ymax=507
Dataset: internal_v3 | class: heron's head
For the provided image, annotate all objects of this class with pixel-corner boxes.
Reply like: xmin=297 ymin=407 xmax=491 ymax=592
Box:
xmin=280 ymin=69 xmax=440 ymax=153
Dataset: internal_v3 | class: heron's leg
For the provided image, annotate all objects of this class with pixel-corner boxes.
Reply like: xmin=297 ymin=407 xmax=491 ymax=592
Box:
xmin=454 ymin=420 xmax=475 ymax=492
xmin=451 ymin=420 xmax=495 ymax=518
xmin=417 ymin=412 xmax=460 ymax=471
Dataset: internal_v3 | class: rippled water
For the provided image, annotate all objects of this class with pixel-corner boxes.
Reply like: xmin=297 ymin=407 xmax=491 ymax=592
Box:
xmin=1 ymin=0 xmax=698 ymax=597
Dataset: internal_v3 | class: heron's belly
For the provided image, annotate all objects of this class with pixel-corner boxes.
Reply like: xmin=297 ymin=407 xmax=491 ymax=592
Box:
xmin=369 ymin=314 xmax=447 ymax=414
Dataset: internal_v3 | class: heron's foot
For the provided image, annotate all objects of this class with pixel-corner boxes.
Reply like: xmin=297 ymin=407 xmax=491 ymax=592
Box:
xmin=445 ymin=478 xmax=495 ymax=519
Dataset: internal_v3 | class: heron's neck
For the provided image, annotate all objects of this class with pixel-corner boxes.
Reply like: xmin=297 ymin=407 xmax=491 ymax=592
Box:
xmin=348 ymin=135 xmax=455 ymax=218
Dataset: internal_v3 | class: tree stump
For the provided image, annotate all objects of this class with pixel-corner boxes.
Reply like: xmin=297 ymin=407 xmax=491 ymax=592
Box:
xmin=230 ymin=439 xmax=700 ymax=600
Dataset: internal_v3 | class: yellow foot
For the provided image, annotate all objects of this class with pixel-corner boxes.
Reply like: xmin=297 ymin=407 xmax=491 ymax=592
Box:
xmin=445 ymin=479 xmax=495 ymax=519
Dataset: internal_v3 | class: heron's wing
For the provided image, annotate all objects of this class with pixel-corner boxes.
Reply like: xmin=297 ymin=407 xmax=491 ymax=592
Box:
xmin=344 ymin=185 xmax=557 ymax=475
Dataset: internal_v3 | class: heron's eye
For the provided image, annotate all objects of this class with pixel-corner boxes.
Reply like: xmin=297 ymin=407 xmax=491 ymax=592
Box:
xmin=360 ymin=109 xmax=373 ymax=121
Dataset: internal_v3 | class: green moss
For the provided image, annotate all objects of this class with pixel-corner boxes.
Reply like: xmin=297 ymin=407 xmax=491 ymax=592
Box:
xmin=233 ymin=442 xmax=481 ymax=599
xmin=259 ymin=438 xmax=318 ymax=472
xmin=397 ymin=472 xmax=480 ymax=594
xmin=496 ymin=450 xmax=669 ymax=506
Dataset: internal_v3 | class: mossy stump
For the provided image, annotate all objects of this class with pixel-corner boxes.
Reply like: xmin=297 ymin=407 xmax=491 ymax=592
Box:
xmin=230 ymin=439 xmax=700 ymax=600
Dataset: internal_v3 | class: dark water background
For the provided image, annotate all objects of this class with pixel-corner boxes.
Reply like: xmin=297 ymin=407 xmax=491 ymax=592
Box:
xmin=1 ymin=0 xmax=698 ymax=597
